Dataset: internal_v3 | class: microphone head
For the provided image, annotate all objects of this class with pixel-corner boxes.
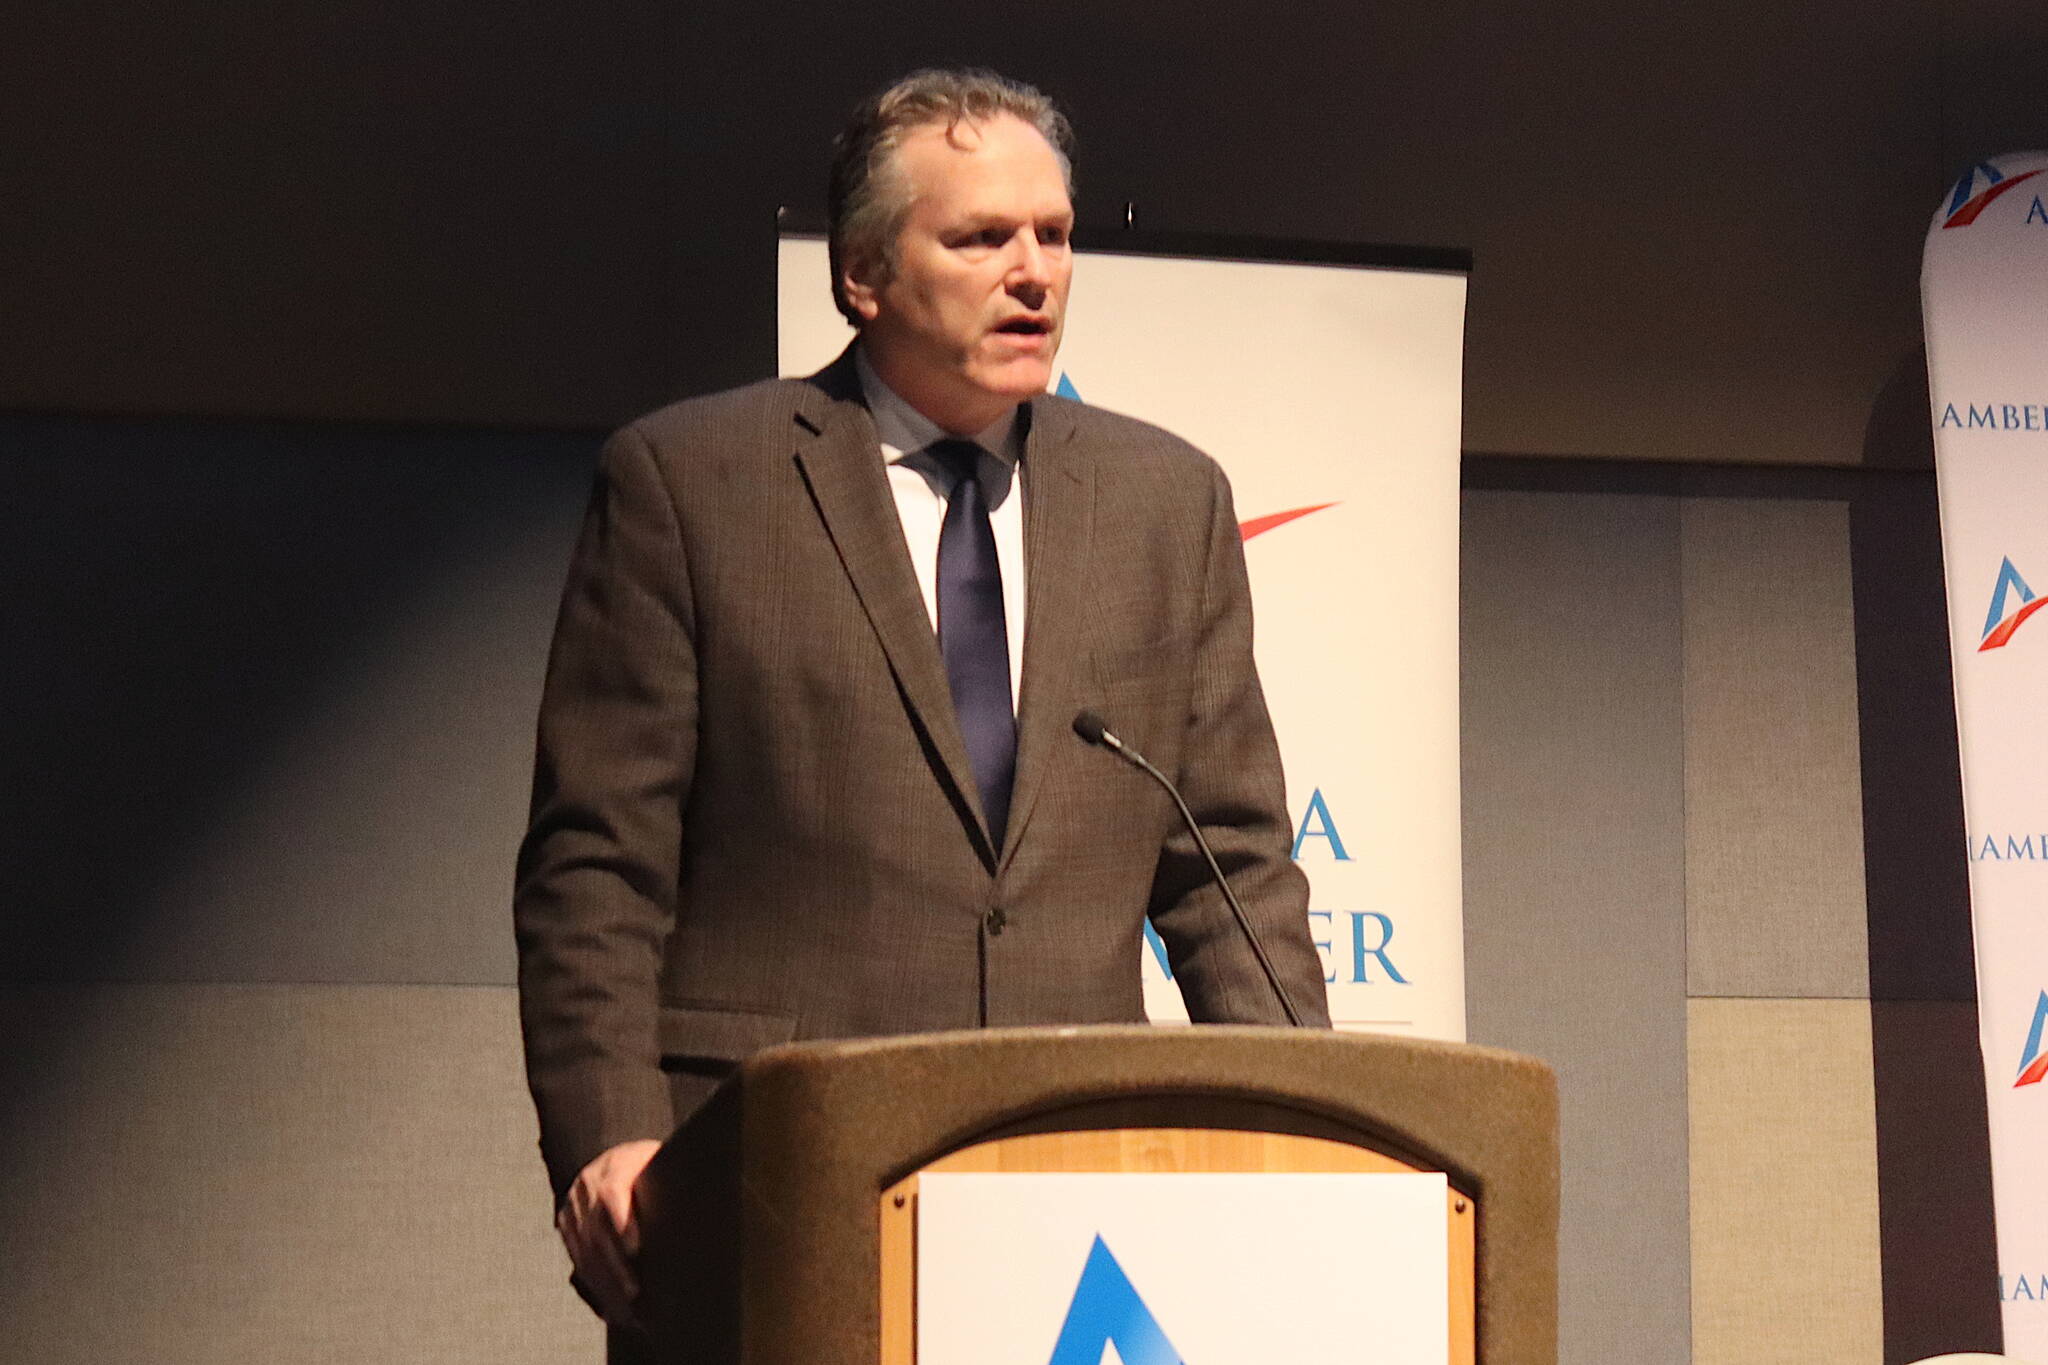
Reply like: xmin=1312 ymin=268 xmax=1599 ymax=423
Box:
xmin=1072 ymin=710 xmax=1110 ymax=746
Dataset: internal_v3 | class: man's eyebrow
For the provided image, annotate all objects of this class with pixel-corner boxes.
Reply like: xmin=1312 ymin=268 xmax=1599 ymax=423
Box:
xmin=951 ymin=209 xmax=1072 ymax=231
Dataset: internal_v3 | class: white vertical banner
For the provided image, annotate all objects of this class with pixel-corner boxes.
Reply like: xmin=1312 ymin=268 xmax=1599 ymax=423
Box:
xmin=1923 ymin=150 xmax=2048 ymax=1357
xmin=780 ymin=235 xmax=1469 ymax=1041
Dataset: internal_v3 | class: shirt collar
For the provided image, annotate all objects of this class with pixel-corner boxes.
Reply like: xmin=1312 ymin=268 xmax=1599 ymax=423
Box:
xmin=855 ymin=345 xmax=1021 ymax=466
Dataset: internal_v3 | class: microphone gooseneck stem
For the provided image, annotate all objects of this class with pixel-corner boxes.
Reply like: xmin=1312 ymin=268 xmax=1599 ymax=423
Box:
xmin=1073 ymin=712 xmax=1304 ymax=1027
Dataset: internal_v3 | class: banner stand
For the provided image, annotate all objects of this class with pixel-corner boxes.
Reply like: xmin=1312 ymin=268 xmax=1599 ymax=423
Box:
xmin=1922 ymin=150 xmax=2048 ymax=1359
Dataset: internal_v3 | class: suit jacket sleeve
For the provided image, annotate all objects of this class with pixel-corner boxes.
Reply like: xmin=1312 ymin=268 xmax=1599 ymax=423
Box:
xmin=514 ymin=424 xmax=695 ymax=1199
xmin=1145 ymin=460 xmax=1333 ymax=1027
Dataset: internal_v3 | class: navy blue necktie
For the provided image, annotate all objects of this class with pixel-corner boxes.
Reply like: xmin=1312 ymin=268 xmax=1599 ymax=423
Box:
xmin=929 ymin=438 xmax=1015 ymax=848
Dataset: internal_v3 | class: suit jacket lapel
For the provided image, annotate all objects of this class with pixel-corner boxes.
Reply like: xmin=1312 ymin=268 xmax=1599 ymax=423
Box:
xmin=791 ymin=353 xmax=999 ymax=864
xmin=1001 ymin=393 xmax=1091 ymax=871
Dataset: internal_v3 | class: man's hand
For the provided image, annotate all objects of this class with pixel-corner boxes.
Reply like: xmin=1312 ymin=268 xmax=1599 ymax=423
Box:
xmin=556 ymin=1138 xmax=662 ymax=1325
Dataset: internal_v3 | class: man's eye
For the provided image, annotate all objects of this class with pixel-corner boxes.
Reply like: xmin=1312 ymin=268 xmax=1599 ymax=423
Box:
xmin=1038 ymin=226 xmax=1070 ymax=247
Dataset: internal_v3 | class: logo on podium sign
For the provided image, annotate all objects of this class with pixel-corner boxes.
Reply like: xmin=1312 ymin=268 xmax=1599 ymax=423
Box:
xmin=1046 ymin=1236 xmax=1185 ymax=1365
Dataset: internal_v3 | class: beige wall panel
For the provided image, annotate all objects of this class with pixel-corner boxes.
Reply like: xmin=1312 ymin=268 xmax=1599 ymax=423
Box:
xmin=1688 ymin=998 xmax=1883 ymax=1364
xmin=1682 ymin=498 xmax=1870 ymax=998
xmin=0 ymin=984 xmax=595 ymax=1365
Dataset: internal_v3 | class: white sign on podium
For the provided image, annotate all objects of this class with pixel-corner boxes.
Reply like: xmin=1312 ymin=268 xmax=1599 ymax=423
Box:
xmin=916 ymin=1171 xmax=1450 ymax=1364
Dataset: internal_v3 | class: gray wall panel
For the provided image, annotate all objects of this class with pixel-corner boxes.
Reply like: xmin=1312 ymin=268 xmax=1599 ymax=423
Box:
xmin=1682 ymin=498 xmax=1869 ymax=999
xmin=0 ymin=984 xmax=593 ymax=1365
xmin=1462 ymin=489 xmax=1691 ymax=1365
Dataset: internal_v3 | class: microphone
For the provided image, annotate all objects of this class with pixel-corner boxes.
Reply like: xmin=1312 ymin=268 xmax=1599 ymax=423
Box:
xmin=1071 ymin=710 xmax=1305 ymax=1027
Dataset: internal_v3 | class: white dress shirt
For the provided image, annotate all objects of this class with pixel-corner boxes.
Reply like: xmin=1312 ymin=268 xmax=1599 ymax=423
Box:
xmin=855 ymin=349 xmax=1028 ymax=714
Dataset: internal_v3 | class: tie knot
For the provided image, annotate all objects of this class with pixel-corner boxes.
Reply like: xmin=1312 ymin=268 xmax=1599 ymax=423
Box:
xmin=926 ymin=438 xmax=984 ymax=487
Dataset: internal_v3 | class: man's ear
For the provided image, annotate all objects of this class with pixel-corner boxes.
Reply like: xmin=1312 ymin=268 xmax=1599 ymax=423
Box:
xmin=841 ymin=254 xmax=883 ymax=324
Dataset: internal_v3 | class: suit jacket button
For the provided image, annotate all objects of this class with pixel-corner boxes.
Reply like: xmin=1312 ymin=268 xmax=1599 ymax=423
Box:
xmin=985 ymin=906 xmax=1007 ymax=936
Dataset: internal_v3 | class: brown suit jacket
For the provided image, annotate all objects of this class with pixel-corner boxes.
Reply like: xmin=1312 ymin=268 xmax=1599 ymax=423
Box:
xmin=515 ymin=349 xmax=1330 ymax=1197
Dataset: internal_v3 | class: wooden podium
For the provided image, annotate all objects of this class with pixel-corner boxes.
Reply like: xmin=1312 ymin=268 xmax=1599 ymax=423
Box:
xmin=635 ymin=1025 xmax=1557 ymax=1364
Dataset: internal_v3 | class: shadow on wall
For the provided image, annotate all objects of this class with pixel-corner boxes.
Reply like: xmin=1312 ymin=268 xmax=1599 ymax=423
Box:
xmin=1851 ymin=347 xmax=2002 ymax=1362
xmin=0 ymin=411 xmax=619 ymax=1364
xmin=0 ymin=413 xmax=598 ymax=1149
xmin=1861 ymin=345 xmax=1935 ymax=473
xmin=1 ymin=414 xmax=598 ymax=986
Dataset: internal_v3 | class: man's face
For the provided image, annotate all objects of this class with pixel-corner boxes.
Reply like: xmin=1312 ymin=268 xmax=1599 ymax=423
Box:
xmin=845 ymin=113 xmax=1075 ymax=434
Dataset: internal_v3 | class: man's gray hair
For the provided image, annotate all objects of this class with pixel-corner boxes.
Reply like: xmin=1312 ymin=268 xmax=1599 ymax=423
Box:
xmin=827 ymin=68 xmax=1074 ymax=326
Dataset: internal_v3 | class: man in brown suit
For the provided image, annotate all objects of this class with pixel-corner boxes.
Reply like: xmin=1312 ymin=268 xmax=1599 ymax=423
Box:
xmin=515 ymin=68 xmax=1330 ymax=1334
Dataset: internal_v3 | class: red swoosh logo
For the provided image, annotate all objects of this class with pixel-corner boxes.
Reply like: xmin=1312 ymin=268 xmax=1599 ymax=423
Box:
xmin=2019 ymin=1051 xmax=2048 ymax=1088
xmin=1944 ymin=168 xmax=2046 ymax=228
xmin=1980 ymin=596 xmax=2048 ymax=651
xmin=1239 ymin=503 xmax=1338 ymax=542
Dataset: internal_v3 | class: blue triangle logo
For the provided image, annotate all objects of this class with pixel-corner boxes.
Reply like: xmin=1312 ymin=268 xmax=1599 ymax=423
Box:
xmin=1983 ymin=556 xmax=2036 ymax=640
xmin=1056 ymin=372 xmax=1083 ymax=401
xmin=1045 ymin=1235 xmax=1186 ymax=1365
xmin=1950 ymin=160 xmax=2006 ymax=216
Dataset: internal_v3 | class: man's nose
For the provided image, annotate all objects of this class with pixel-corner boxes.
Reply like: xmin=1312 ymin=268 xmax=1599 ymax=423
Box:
xmin=1007 ymin=231 xmax=1053 ymax=302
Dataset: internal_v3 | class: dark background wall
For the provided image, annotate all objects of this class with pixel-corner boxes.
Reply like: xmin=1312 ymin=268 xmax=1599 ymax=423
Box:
xmin=8 ymin=0 xmax=2043 ymax=456
xmin=4 ymin=2 xmax=2043 ymax=1361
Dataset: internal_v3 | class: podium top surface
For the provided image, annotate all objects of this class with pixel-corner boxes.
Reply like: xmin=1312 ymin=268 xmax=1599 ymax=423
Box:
xmin=731 ymin=1024 xmax=1555 ymax=1192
